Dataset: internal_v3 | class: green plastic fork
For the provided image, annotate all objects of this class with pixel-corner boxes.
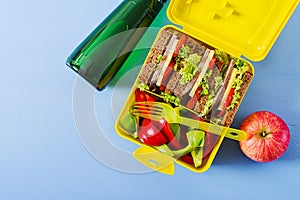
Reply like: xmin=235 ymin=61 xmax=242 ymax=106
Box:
xmin=131 ymin=101 xmax=249 ymax=141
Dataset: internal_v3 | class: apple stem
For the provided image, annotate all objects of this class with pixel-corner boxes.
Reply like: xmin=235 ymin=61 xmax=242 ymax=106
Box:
xmin=261 ymin=130 xmax=268 ymax=138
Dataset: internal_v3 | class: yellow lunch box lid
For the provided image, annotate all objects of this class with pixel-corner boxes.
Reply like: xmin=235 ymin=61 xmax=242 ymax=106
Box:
xmin=167 ymin=0 xmax=299 ymax=61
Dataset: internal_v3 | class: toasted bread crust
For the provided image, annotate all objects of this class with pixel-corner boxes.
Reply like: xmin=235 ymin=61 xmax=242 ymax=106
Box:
xmin=139 ymin=29 xmax=173 ymax=84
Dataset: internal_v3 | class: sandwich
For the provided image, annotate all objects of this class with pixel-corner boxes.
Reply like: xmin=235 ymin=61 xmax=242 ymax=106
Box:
xmin=138 ymin=28 xmax=253 ymax=126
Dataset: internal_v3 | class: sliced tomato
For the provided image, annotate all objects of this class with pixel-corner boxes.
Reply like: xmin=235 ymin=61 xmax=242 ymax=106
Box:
xmin=160 ymin=60 xmax=176 ymax=90
xmin=208 ymin=57 xmax=216 ymax=70
xmin=159 ymin=85 xmax=166 ymax=92
xmin=186 ymin=94 xmax=198 ymax=110
xmin=173 ymin=34 xmax=188 ymax=58
xmin=225 ymin=88 xmax=235 ymax=108
xmin=217 ymin=88 xmax=235 ymax=117
xmin=186 ymin=86 xmax=202 ymax=109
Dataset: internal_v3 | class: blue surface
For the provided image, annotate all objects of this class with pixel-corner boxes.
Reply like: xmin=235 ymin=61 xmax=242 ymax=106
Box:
xmin=1 ymin=0 xmax=300 ymax=199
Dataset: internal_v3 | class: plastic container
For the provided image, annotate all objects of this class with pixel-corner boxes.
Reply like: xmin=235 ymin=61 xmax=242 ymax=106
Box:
xmin=115 ymin=0 xmax=299 ymax=175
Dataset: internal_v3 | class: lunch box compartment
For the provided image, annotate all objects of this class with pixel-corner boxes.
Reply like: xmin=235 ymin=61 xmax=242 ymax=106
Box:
xmin=115 ymin=26 xmax=254 ymax=173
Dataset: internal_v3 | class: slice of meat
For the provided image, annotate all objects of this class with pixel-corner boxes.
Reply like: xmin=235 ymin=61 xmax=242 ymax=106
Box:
xmin=156 ymin=37 xmax=179 ymax=86
xmin=223 ymin=59 xmax=235 ymax=88
xmin=151 ymin=34 xmax=178 ymax=85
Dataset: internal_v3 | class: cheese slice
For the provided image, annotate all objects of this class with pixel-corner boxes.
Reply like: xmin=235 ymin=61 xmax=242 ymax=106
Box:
xmin=218 ymin=68 xmax=238 ymax=111
xmin=189 ymin=50 xmax=215 ymax=97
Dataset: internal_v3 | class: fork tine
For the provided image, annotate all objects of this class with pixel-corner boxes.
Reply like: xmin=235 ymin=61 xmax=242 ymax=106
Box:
xmin=133 ymin=105 xmax=162 ymax=113
xmin=130 ymin=107 xmax=162 ymax=116
xmin=130 ymin=111 xmax=162 ymax=121
xmin=131 ymin=105 xmax=149 ymax=111
xmin=140 ymin=101 xmax=163 ymax=108
xmin=147 ymin=102 xmax=172 ymax=112
xmin=134 ymin=102 xmax=163 ymax=111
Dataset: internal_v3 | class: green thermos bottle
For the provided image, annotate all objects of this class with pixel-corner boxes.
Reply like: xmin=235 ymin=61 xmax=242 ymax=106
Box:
xmin=66 ymin=0 xmax=168 ymax=90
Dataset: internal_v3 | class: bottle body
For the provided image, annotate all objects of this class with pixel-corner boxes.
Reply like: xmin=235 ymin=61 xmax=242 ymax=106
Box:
xmin=66 ymin=0 xmax=166 ymax=90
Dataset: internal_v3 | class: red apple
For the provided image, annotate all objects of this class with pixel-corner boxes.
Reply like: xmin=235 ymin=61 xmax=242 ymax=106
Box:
xmin=239 ymin=111 xmax=290 ymax=162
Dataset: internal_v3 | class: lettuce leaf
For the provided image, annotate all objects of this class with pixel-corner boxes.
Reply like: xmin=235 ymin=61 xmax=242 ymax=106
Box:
xmin=199 ymin=94 xmax=214 ymax=117
xmin=154 ymin=54 xmax=164 ymax=70
xmin=227 ymin=91 xmax=240 ymax=110
xmin=227 ymin=59 xmax=250 ymax=110
xmin=137 ymin=82 xmax=150 ymax=91
xmin=199 ymin=70 xmax=212 ymax=95
xmin=215 ymin=49 xmax=229 ymax=66
xmin=174 ymin=45 xmax=190 ymax=71
xmin=179 ymin=54 xmax=201 ymax=84
xmin=178 ymin=45 xmax=190 ymax=58
xmin=214 ymin=76 xmax=223 ymax=92
xmin=161 ymin=92 xmax=181 ymax=106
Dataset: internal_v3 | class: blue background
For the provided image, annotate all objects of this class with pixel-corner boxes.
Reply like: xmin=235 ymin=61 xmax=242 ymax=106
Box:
xmin=1 ymin=0 xmax=299 ymax=199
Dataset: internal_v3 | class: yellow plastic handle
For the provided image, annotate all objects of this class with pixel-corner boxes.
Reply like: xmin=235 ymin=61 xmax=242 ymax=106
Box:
xmin=133 ymin=145 xmax=175 ymax=175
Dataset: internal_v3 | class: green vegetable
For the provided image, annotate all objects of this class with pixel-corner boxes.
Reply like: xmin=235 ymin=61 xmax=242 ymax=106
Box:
xmin=161 ymin=92 xmax=181 ymax=106
xmin=155 ymin=144 xmax=175 ymax=157
xmin=137 ymin=82 xmax=150 ymax=91
xmin=199 ymin=70 xmax=212 ymax=95
xmin=227 ymin=58 xmax=250 ymax=110
xmin=172 ymin=130 xmax=205 ymax=157
xmin=118 ymin=112 xmax=137 ymax=138
xmin=199 ymin=94 xmax=214 ymax=117
xmin=214 ymin=76 xmax=224 ymax=92
xmin=191 ymin=148 xmax=203 ymax=167
xmin=178 ymin=45 xmax=190 ymax=58
xmin=179 ymin=54 xmax=201 ymax=84
xmin=210 ymin=117 xmax=222 ymax=125
xmin=157 ymin=54 xmax=163 ymax=63
xmin=215 ymin=49 xmax=229 ymax=67
xmin=227 ymin=92 xmax=241 ymax=110
xmin=169 ymin=123 xmax=181 ymax=141
xmin=154 ymin=130 xmax=205 ymax=168
xmin=187 ymin=130 xmax=205 ymax=168
xmin=154 ymin=54 xmax=164 ymax=70
xmin=215 ymin=49 xmax=230 ymax=76
xmin=200 ymin=81 xmax=209 ymax=96
xmin=186 ymin=130 xmax=205 ymax=147
xmin=174 ymin=45 xmax=190 ymax=71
